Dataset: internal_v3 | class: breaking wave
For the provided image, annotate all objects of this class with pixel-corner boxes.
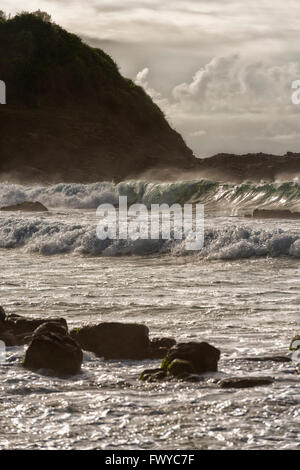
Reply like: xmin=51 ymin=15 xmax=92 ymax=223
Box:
xmin=1 ymin=180 xmax=300 ymax=214
xmin=0 ymin=217 xmax=300 ymax=259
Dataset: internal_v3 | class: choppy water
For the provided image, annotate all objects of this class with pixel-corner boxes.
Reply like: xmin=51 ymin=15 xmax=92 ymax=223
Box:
xmin=0 ymin=181 xmax=299 ymax=450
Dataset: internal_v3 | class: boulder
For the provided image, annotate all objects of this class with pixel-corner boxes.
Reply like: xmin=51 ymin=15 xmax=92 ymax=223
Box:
xmin=33 ymin=321 xmax=68 ymax=338
xmin=70 ymin=322 xmax=150 ymax=359
xmin=3 ymin=314 xmax=67 ymax=345
xmin=139 ymin=368 xmax=166 ymax=382
xmin=150 ymin=337 xmax=176 ymax=349
xmin=218 ymin=376 xmax=274 ymax=389
xmin=148 ymin=337 xmax=176 ymax=359
xmin=0 ymin=329 xmax=18 ymax=346
xmin=167 ymin=359 xmax=194 ymax=377
xmin=161 ymin=342 xmax=220 ymax=374
xmin=23 ymin=331 xmax=82 ymax=375
xmin=0 ymin=201 xmax=48 ymax=212
xmin=0 ymin=306 xmax=6 ymax=323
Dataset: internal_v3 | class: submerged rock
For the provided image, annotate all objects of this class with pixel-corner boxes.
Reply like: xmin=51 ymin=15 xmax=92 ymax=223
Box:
xmin=241 ymin=356 xmax=292 ymax=363
xmin=161 ymin=342 xmax=221 ymax=374
xmin=218 ymin=376 xmax=274 ymax=389
xmin=139 ymin=368 xmax=166 ymax=382
xmin=70 ymin=322 xmax=150 ymax=359
xmin=23 ymin=331 xmax=82 ymax=376
xmin=0 ymin=201 xmax=48 ymax=212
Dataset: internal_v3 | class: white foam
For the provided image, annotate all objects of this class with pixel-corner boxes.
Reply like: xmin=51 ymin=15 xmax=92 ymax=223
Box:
xmin=0 ymin=216 xmax=299 ymax=259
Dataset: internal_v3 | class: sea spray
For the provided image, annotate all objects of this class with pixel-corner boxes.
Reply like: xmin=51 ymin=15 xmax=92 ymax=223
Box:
xmin=1 ymin=180 xmax=300 ymax=213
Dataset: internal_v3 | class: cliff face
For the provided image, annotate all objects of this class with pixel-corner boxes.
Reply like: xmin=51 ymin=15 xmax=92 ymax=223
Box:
xmin=0 ymin=13 xmax=195 ymax=183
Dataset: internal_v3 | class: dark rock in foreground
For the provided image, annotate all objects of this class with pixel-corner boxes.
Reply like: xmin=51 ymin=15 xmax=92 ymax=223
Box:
xmin=0 ymin=313 xmax=67 ymax=346
xmin=148 ymin=337 xmax=176 ymax=359
xmin=162 ymin=342 xmax=221 ymax=374
xmin=0 ymin=330 xmax=18 ymax=346
xmin=0 ymin=201 xmax=48 ymax=212
xmin=0 ymin=306 xmax=6 ymax=323
xmin=4 ymin=314 xmax=68 ymax=336
xmin=140 ymin=368 xmax=166 ymax=382
xmin=218 ymin=376 xmax=274 ymax=389
xmin=23 ymin=331 xmax=82 ymax=376
xmin=167 ymin=359 xmax=195 ymax=377
xmin=70 ymin=322 xmax=150 ymax=359
xmin=140 ymin=341 xmax=220 ymax=383
xmin=33 ymin=321 xmax=68 ymax=337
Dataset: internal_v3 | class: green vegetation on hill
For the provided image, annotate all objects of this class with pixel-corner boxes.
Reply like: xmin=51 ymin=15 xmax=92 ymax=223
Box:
xmin=0 ymin=12 xmax=164 ymax=126
xmin=0 ymin=12 xmax=195 ymax=182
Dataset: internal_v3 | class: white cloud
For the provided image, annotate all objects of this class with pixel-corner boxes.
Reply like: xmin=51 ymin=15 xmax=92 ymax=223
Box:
xmin=190 ymin=130 xmax=207 ymax=137
xmin=134 ymin=67 xmax=169 ymax=110
xmin=135 ymin=54 xmax=300 ymax=156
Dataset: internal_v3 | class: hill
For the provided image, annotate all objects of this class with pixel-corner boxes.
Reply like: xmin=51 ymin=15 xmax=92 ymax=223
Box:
xmin=0 ymin=12 xmax=195 ymax=182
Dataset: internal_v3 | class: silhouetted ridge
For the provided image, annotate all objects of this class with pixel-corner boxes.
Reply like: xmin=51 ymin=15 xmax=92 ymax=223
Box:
xmin=0 ymin=13 xmax=195 ymax=182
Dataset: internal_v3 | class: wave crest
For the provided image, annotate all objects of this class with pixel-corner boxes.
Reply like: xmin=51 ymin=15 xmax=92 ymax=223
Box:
xmin=1 ymin=180 xmax=300 ymax=214
xmin=0 ymin=217 xmax=299 ymax=259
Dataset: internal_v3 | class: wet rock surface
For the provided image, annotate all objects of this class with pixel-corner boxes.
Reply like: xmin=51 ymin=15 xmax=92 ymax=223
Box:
xmin=162 ymin=342 xmax=221 ymax=374
xmin=167 ymin=359 xmax=195 ymax=377
xmin=1 ymin=306 xmax=298 ymax=388
xmin=140 ymin=341 xmax=221 ymax=383
xmin=70 ymin=322 xmax=150 ymax=359
xmin=0 ymin=306 xmax=6 ymax=323
xmin=218 ymin=376 xmax=274 ymax=389
xmin=33 ymin=321 xmax=68 ymax=338
xmin=0 ymin=313 xmax=68 ymax=346
xmin=148 ymin=337 xmax=176 ymax=359
xmin=239 ymin=356 xmax=292 ymax=363
xmin=23 ymin=331 xmax=83 ymax=376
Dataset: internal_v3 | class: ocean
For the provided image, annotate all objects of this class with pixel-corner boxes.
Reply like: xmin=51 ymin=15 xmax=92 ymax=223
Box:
xmin=0 ymin=180 xmax=299 ymax=449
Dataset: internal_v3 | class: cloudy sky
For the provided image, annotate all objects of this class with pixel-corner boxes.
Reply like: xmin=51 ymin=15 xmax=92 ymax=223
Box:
xmin=3 ymin=0 xmax=300 ymax=157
